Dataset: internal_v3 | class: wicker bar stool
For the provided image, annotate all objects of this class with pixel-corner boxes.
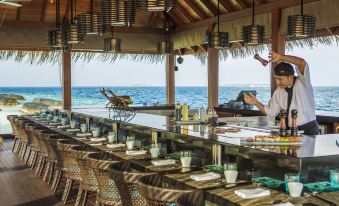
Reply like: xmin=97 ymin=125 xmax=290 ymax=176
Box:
xmin=109 ymin=161 xmax=157 ymax=206
xmin=87 ymin=152 xmax=121 ymax=206
xmin=70 ymin=145 xmax=98 ymax=206
xmin=12 ymin=118 xmax=26 ymax=156
xmin=47 ymin=135 xmax=69 ymax=193
xmin=7 ymin=115 xmax=19 ymax=152
xmin=137 ymin=174 xmax=204 ymax=206
xmin=15 ymin=118 xmax=32 ymax=160
xmin=25 ymin=124 xmax=45 ymax=171
xmin=31 ymin=127 xmax=48 ymax=173
xmin=22 ymin=122 xmax=37 ymax=166
xmin=57 ymin=139 xmax=81 ymax=204
xmin=35 ymin=130 xmax=56 ymax=177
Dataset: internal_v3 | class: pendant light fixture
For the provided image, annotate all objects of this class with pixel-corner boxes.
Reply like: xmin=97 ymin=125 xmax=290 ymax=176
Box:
xmin=48 ymin=0 xmax=64 ymax=49
xmin=103 ymin=26 xmax=121 ymax=52
xmin=142 ymin=0 xmax=176 ymax=12
xmin=206 ymin=0 xmax=228 ymax=49
xmin=64 ymin=0 xmax=85 ymax=44
xmin=101 ymin=0 xmax=136 ymax=27
xmin=287 ymin=0 xmax=316 ymax=39
xmin=78 ymin=0 xmax=101 ymax=35
xmin=157 ymin=12 xmax=173 ymax=54
xmin=242 ymin=0 xmax=265 ymax=45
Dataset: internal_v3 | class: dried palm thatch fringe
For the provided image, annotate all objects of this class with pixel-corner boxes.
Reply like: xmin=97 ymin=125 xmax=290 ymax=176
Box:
xmin=0 ymin=36 xmax=338 ymax=65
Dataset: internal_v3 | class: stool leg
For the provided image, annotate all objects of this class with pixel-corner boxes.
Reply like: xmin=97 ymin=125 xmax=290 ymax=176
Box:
xmin=75 ymin=188 xmax=84 ymax=206
xmin=81 ymin=190 xmax=88 ymax=206
xmin=43 ymin=162 xmax=50 ymax=182
xmin=34 ymin=154 xmax=42 ymax=174
xmin=25 ymin=145 xmax=32 ymax=166
xmin=39 ymin=157 xmax=46 ymax=176
xmin=62 ymin=179 xmax=74 ymax=204
xmin=48 ymin=163 xmax=55 ymax=185
xmin=51 ymin=170 xmax=62 ymax=193
xmin=16 ymin=141 xmax=22 ymax=156
xmin=31 ymin=151 xmax=38 ymax=170
xmin=12 ymin=138 xmax=17 ymax=152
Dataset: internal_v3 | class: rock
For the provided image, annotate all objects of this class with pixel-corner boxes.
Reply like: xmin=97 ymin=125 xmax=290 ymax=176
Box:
xmin=32 ymin=98 xmax=62 ymax=106
xmin=20 ymin=102 xmax=48 ymax=114
xmin=0 ymin=94 xmax=25 ymax=101
xmin=0 ymin=96 xmax=20 ymax=106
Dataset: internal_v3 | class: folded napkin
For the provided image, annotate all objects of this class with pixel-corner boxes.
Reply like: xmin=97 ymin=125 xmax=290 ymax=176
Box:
xmin=151 ymin=159 xmax=176 ymax=166
xmin=66 ymin=128 xmax=80 ymax=132
xmin=40 ymin=120 xmax=51 ymax=123
xmin=90 ymin=137 xmax=107 ymax=142
xmin=49 ymin=122 xmax=61 ymax=126
xmin=234 ymin=188 xmax=270 ymax=199
xmin=74 ymin=137 xmax=87 ymax=140
xmin=57 ymin=125 xmax=70 ymax=129
xmin=274 ymin=202 xmax=294 ymax=206
xmin=190 ymin=172 xmax=221 ymax=181
xmin=126 ymin=150 xmax=147 ymax=156
xmin=89 ymin=143 xmax=103 ymax=146
xmin=107 ymin=143 xmax=125 ymax=149
xmin=76 ymin=132 xmax=92 ymax=137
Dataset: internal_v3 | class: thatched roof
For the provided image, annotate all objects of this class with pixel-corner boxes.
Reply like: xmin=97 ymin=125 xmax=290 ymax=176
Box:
xmin=0 ymin=0 xmax=339 ymax=63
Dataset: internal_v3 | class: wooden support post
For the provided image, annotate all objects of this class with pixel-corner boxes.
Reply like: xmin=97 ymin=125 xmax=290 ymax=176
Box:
xmin=166 ymin=54 xmax=175 ymax=105
xmin=62 ymin=47 xmax=72 ymax=110
xmin=271 ymin=9 xmax=285 ymax=96
xmin=208 ymin=48 xmax=219 ymax=109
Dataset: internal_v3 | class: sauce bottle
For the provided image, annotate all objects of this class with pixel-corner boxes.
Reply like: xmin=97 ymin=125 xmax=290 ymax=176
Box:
xmin=291 ymin=109 xmax=298 ymax=137
xmin=175 ymin=103 xmax=182 ymax=121
xmin=279 ymin=109 xmax=287 ymax=137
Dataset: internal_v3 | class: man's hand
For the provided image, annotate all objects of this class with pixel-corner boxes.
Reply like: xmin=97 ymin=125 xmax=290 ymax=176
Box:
xmin=269 ymin=51 xmax=282 ymax=63
xmin=244 ymin=93 xmax=258 ymax=105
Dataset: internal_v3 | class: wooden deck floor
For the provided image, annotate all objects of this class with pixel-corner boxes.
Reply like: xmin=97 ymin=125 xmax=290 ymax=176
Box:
xmin=0 ymin=139 xmax=64 ymax=206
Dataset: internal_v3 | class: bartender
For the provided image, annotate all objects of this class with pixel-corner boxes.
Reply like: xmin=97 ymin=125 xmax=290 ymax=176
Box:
xmin=244 ymin=51 xmax=320 ymax=135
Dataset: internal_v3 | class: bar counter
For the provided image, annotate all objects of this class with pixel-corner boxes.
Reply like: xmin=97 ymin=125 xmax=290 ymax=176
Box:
xmin=24 ymin=108 xmax=339 ymax=206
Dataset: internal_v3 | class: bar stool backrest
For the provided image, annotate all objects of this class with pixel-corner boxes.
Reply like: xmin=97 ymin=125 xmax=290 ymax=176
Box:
xmin=15 ymin=119 xmax=31 ymax=143
xmin=87 ymin=152 xmax=121 ymax=205
xmin=137 ymin=174 xmax=204 ymax=206
xmin=47 ymin=135 xmax=69 ymax=169
xmin=30 ymin=127 xmax=46 ymax=151
xmin=109 ymin=161 xmax=157 ymax=206
xmin=70 ymin=145 xmax=98 ymax=191
xmin=7 ymin=115 xmax=18 ymax=136
xmin=57 ymin=139 xmax=81 ymax=181
xmin=36 ymin=130 xmax=56 ymax=157
xmin=23 ymin=123 xmax=36 ymax=144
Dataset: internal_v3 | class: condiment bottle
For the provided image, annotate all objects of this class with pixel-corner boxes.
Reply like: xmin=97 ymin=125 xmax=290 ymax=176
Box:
xmin=279 ymin=109 xmax=287 ymax=137
xmin=199 ymin=106 xmax=206 ymax=123
xmin=175 ymin=103 xmax=182 ymax=121
xmin=182 ymin=103 xmax=189 ymax=121
xmin=291 ymin=109 xmax=298 ymax=137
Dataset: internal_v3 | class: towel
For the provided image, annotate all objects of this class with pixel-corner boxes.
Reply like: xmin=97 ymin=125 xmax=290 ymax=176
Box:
xmin=190 ymin=172 xmax=221 ymax=181
xmin=274 ymin=202 xmax=294 ymax=206
xmin=151 ymin=159 xmax=176 ymax=166
xmin=75 ymin=132 xmax=92 ymax=137
xmin=234 ymin=188 xmax=270 ymax=199
xmin=126 ymin=150 xmax=147 ymax=156
xmin=106 ymin=143 xmax=125 ymax=149
xmin=57 ymin=125 xmax=70 ymax=129
xmin=90 ymin=137 xmax=107 ymax=142
xmin=49 ymin=122 xmax=61 ymax=126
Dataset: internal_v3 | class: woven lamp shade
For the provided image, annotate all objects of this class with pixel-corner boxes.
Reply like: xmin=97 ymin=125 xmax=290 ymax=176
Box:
xmin=103 ymin=37 xmax=121 ymax=52
xmin=101 ymin=0 xmax=136 ymax=27
xmin=63 ymin=21 xmax=85 ymax=44
xmin=206 ymin=32 xmax=229 ymax=49
xmin=78 ymin=12 xmax=102 ymax=35
xmin=157 ymin=41 xmax=173 ymax=54
xmin=287 ymin=15 xmax=316 ymax=38
xmin=242 ymin=25 xmax=265 ymax=45
xmin=140 ymin=0 xmax=176 ymax=11
xmin=48 ymin=29 xmax=64 ymax=49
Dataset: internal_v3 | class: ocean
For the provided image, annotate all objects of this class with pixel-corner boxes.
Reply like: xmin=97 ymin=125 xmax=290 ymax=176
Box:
xmin=1 ymin=86 xmax=339 ymax=133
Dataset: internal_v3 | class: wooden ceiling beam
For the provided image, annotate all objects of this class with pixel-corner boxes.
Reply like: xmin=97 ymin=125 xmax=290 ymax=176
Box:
xmin=198 ymin=44 xmax=207 ymax=52
xmin=168 ymin=10 xmax=185 ymax=26
xmin=235 ymin=0 xmax=248 ymax=9
xmin=255 ymin=0 xmax=265 ymax=6
xmin=219 ymin=0 xmax=233 ymax=13
xmin=173 ymin=0 xmax=320 ymax=33
xmin=183 ymin=0 xmax=207 ymax=20
xmin=176 ymin=4 xmax=195 ymax=23
xmin=146 ymin=12 xmax=157 ymax=27
xmin=200 ymin=0 xmax=218 ymax=16
xmin=40 ymin=0 xmax=48 ymax=22
xmin=16 ymin=7 xmax=21 ymax=21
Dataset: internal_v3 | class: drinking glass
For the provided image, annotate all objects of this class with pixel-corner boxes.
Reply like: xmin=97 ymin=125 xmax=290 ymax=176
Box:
xmin=330 ymin=169 xmax=339 ymax=186
xmin=284 ymin=173 xmax=300 ymax=192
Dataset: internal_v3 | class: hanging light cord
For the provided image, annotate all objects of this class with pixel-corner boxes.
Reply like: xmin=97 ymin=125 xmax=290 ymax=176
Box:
xmin=56 ymin=0 xmax=60 ymax=28
xmin=217 ymin=0 xmax=220 ymax=32
xmin=164 ymin=12 xmax=167 ymax=42
xmin=301 ymin=0 xmax=304 ymax=15
xmin=252 ymin=0 xmax=255 ymax=26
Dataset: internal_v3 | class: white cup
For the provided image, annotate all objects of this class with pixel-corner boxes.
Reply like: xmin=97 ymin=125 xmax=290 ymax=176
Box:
xmin=180 ymin=156 xmax=192 ymax=168
xmin=224 ymin=170 xmax=238 ymax=184
xmin=80 ymin=125 xmax=87 ymax=133
xmin=126 ymin=141 xmax=135 ymax=150
xmin=150 ymin=147 xmax=160 ymax=159
xmin=288 ymin=182 xmax=303 ymax=197
xmin=107 ymin=134 xmax=116 ymax=143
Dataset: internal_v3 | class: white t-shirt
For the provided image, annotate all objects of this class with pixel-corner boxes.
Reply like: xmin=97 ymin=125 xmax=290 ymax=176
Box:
xmin=264 ymin=63 xmax=316 ymax=126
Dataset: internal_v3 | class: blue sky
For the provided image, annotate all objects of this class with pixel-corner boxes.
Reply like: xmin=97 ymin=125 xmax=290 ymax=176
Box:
xmin=0 ymin=44 xmax=338 ymax=87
